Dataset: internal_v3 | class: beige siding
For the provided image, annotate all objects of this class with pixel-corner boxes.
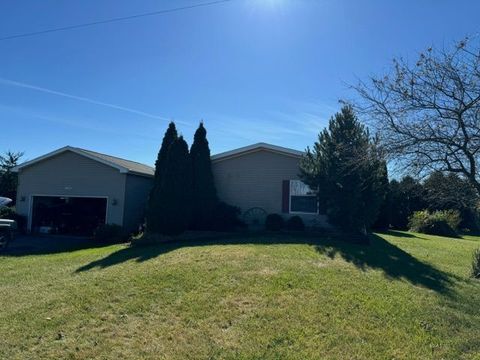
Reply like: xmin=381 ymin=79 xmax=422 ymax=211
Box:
xmin=16 ymin=151 xmax=126 ymax=229
xmin=123 ymin=174 xmax=154 ymax=232
xmin=212 ymin=149 xmax=328 ymax=227
xmin=212 ymin=150 xmax=300 ymax=213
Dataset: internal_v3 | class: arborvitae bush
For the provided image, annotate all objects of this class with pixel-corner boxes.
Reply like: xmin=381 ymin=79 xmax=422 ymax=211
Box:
xmin=147 ymin=122 xmax=178 ymax=234
xmin=153 ymin=136 xmax=192 ymax=235
xmin=190 ymin=123 xmax=218 ymax=230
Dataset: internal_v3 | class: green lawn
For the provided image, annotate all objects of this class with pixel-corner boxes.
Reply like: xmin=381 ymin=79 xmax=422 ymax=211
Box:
xmin=1 ymin=232 xmax=479 ymax=359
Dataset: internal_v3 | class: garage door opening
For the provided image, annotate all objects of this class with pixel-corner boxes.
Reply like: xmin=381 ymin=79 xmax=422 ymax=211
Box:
xmin=31 ymin=196 xmax=107 ymax=236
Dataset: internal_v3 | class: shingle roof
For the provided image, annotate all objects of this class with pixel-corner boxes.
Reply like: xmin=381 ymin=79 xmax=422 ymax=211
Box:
xmin=14 ymin=142 xmax=302 ymax=176
xmin=211 ymin=142 xmax=304 ymax=162
xmin=74 ymin=148 xmax=155 ymax=176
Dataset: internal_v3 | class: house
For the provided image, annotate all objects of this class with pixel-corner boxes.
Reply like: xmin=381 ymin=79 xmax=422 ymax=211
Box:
xmin=13 ymin=143 xmax=326 ymax=235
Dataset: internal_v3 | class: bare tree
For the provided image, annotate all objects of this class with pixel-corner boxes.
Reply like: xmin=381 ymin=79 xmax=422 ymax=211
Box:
xmin=352 ymin=37 xmax=480 ymax=194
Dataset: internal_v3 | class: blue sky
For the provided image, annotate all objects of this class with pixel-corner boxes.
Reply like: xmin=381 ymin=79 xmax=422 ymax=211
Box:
xmin=1 ymin=0 xmax=479 ymax=165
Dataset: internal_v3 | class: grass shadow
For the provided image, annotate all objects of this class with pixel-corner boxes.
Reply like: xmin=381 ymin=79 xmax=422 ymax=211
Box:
xmin=2 ymin=235 xmax=120 ymax=256
xmin=75 ymin=232 xmax=454 ymax=294
xmin=314 ymin=233 xmax=454 ymax=294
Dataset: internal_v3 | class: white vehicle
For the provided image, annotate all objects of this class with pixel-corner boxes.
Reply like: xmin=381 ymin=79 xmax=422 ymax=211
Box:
xmin=0 ymin=197 xmax=15 ymax=251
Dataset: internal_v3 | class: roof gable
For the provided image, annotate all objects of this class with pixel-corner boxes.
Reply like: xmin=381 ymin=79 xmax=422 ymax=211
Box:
xmin=12 ymin=146 xmax=154 ymax=177
xmin=211 ymin=143 xmax=303 ymax=163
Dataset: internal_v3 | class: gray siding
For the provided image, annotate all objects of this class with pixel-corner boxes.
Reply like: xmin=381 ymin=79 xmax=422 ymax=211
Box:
xmin=16 ymin=151 xmax=126 ymax=229
xmin=123 ymin=174 xmax=154 ymax=232
xmin=212 ymin=149 xmax=328 ymax=227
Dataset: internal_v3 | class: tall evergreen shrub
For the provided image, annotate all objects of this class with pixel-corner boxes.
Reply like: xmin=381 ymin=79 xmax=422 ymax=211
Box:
xmin=190 ymin=122 xmax=218 ymax=230
xmin=147 ymin=122 xmax=177 ymax=233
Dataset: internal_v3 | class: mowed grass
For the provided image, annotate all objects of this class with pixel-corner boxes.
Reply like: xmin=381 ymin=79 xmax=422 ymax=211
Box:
xmin=1 ymin=232 xmax=480 ymax=359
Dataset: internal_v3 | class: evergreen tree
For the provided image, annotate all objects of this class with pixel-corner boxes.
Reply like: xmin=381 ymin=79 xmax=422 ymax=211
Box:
xmin=0 ymin=151 xmax=24 ymax=204
xmin=154 ymin=136 xmax=192 ymax=235
xmin=371 ymin=160 xmax=390 ymax=230
xmin=389 ymin=176 xmax=425 ymax=229
xmin=300 ymin=106 xmax=387 ymax=241
xmin=190 ymin=122 xmax=218 ymax=230
xmin=147 ymin=122 xmax=177 ymax=233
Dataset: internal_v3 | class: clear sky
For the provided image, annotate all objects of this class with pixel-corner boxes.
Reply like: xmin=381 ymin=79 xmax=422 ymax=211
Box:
xmin=1 ymin=0 xmax=479 ymax=165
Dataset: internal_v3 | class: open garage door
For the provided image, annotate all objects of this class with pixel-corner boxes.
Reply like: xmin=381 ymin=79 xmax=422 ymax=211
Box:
xmin=31 ymin=196 xmax=107 ymax=236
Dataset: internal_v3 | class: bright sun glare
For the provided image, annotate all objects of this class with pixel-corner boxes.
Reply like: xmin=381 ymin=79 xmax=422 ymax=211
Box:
xmin=250 ymin=0 xmax=286 ymax=10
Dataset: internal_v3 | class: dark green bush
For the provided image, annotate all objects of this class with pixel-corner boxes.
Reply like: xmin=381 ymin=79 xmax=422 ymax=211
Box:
xmin=408 ymin=210 xmax=458 ymax=237
xmin=286 ymin=216 xmax=305 ymax=231
xmin=265 ymin=214 xmax=285 ymax=231
xmin=211 ymin=202 xmax=245 ymax=231
xmin=472 ymin=248 xmax=480 ymax=279
xmin=94 ymin=224 xmax=127 ymax=243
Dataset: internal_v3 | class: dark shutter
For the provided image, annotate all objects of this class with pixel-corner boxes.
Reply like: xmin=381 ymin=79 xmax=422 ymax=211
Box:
xmin=282 ymin=180 xmax=290 ymax=213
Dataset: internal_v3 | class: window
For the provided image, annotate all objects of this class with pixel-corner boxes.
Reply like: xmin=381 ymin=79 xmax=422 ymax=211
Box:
xmin=289 ymin=180 xmax=318 ymax=214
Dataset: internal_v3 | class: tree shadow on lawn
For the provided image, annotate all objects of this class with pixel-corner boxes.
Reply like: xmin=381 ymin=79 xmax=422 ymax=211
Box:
xmin=75 ymin=232 xmax=455 ymax=295
xmin=2 ymin=235 xmax=118 ymax=256
xmin=315 ymin=233 xmax=455 ymax=294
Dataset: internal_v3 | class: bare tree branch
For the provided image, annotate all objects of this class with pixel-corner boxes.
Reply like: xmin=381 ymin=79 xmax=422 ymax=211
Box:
xmin=351 ymin=37 xmax=480 ymax=194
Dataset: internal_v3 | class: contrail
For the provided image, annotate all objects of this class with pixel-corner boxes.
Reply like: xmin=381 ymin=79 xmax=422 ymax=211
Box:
xmin=0 ymin=77 xmax=174 ymax=122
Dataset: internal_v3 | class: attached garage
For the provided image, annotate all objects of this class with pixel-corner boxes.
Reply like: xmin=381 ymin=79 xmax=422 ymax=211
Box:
xmin=31 ymin=196 xmax=107 ymax=236
xmin=13 ymin=146 xmax=154 ymax=236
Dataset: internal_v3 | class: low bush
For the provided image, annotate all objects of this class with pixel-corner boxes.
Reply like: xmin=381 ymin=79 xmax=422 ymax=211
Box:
xmin=94 ymin=224 xmax=127 ymax=243
xmin=472 ymin=248 xmax=480 ymax=279
xmin=211 ymin=202 xmax=245 ymax=231
xmin=265 ymin=214 xmax=285 ymax=231
xmin=286 ymin=216 xmax=305 ymax=231
xmin=408 ymin=210 xmax=458 ymax=237
xmin=441 ymin=209 xmax=462 ymax=231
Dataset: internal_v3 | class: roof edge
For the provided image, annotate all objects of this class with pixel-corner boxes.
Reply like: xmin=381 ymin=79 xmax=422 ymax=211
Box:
xmin=211 ymin=142 xmax=304 ymax=162
xmin=12 ymin=146 xmax=130 ymax=174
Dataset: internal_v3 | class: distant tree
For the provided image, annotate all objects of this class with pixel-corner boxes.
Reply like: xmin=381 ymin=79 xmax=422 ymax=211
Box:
xmin=353 ymin=37 xmax=480 ymax=195
xmin=389 ymin=176 xmax=425 ymax=229
xmin=300 ymin=106 xmax=387 ymax=241
xmin=190 ymin=122 xmax=218 ymax=230
xmin=372 ymin=162 xmax=390 ymax=230
xmin=147 ymin=122 xmax=178 ymax=233
xmin=153 ymin=136 xmax=192 ymax=235
xmin=0 ymin=151 xmax=24 ymax=204
xmin=423 ymin=171 xmax=479 ymax=230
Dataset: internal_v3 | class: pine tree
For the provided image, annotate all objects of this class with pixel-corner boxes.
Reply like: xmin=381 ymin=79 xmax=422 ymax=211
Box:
xmin=190 ymin=122 xmax=218 ymax=230
xmin=147 ymin=122 xmax=177 ymax=233
xmin=0 ymin=151 xmax=24 ymax=204
xmin=300 ymin=106 xmax=387 ymax=241
xmin=154 ymin=136 xmax=192 ymax=235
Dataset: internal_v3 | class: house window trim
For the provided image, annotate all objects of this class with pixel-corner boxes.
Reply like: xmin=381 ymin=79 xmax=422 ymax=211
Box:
xmin=288 ymin=180 xmax=319 ymax=215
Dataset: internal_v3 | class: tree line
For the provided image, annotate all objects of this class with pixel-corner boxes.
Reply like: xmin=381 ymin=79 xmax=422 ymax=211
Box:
xmin=374 ymin=172 xmax=479 ymax=232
